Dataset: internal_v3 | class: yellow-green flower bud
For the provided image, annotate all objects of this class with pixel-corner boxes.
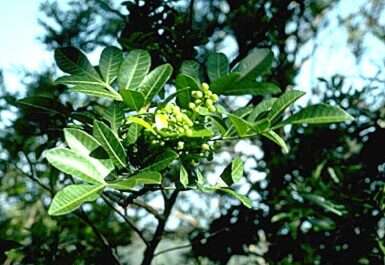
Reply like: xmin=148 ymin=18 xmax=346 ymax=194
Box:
xmin=210 ymin=94 xmax=219 ymax=102
xmin=201 ymin=143 xmax=210 ymax=151
xmin=208 ymin=105 xmax=216 ymax=112
xmin=201 ymin=82 xmax=209 ymax=91
xmin=188 ymin=102 xmax=196 ymax=110
xmin=164 ymin=104 xmax=172 ymax=112
xmin=206 ymin=99 xmax=213 ymax=106
xmin=207 ymin=90 xmax=213 ymax=96
xmin=195 ymin=99 xmax=202 ymax=105
xmin=175 ymin=113 xmax=183 ymax=122
xmin=177 ymin=141 xmax=184 ymax=150
xmin=192 ymin=90 xmax=203 ymax=98
xmin=173 ymin=105 xmax=181 ymax=112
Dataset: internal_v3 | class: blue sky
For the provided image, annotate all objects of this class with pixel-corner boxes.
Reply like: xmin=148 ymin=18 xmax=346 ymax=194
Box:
xmin=0 ymin=0 xmax=384 ymax=95
xmin=0 ymin=0 xmax=53 ymax=91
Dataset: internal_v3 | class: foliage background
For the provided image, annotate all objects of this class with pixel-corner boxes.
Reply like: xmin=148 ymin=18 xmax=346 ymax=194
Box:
xmin=0 ymin=0 xmax=385 ymax=264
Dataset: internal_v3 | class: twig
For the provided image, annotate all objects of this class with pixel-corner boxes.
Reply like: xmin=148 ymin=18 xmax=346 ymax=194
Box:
xmin=140 ymin=190 xmax=179 ymax=265
xmin=20 ymin=152 xmax=52 ymax=194
xmin=132 ymin=199 xmax=164 ymax=221
xmin=154 ymin=243 xmax=192 ymax=257
xmin=102 ymin=194 xmax=149 ymax=246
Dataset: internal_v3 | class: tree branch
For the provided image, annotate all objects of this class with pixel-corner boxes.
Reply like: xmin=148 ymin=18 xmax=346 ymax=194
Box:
xmin=140 ymin=190 xmax=179 ymax=265
xmin=102 ymin=194 xmax=149 ymax=246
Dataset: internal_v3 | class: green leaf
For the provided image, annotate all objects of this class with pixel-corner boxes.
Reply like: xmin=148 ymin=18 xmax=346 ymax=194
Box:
xmin=247 ymin=98 xmax=277 ymax=122
xmin=278 ymin=103 xmax=353 ymax=127
xmin=262 ymin=130 xmax=289 ymax=153
xmin=210 ymin=72 xmax=241 ymax=94
xmin=108 ymin=171 xmax=162 ymax=190
xmin=54 ymin=47 xmax=101 ymax=82
xmin=219 ymin=188 xmax=252 ymax=208
xmin=180 ymin=164 xmax=189 ymax=188
xmin=180 ymin=60 xmax=200 ymax=82
xmin=124 ymin=123 xmax=140 ymax=145
xmin=175 ymin=74 xmax=200 ymax=108
xmin=189 ymin=129 xmax=214 ymax=138
xmin=45 ymin=147 xmax=106 ymax=184
xmin=142 ymin=149 xmax=178 ymax=172
xmin=64 ymin=128 xmax=99 ymax=155
xmin=268 ymin=90 xmax=305 ymax=122
xmin=55 ymin=75 xmax=104 ymax=86
xmin=222 ymin=81 xmax=280 ymax=96
xmin=118 ymin=49 xmax=151 ymax=90
xmin=104 ymin=102 xmax=125 ymax=134
xmin=120 ymin=89 xmax=145 ymax=111
xmin=302 ymin=193 xmax=347 ymax=216
xmin=127 ymin=116 xmax=156 ymax=134
xmin=68 ymin=85 xmax=122 ymax=101
xmin=220 ymin=157 xmax=244 ymax=186
xmin=233 ymin=48 xmax=273 ymax=81
xmin=207 ymin=52 xmax=229 ymax=82
xmin=17 ymin=96 xmax=68 ymax=115
xmin=93 ymin=121 xmax=127 ymax=168
xmin=251 ymin=118 xmax=270 ymax=133
xmin=207 ymin=116 xmax=227 ymax=135
xmin=228 ymin=114 xmax=253 ymax=137
xmin=140 ymin=64 xmax=173 ymax=103
xmin=48 ymin=184 xmax=104 ymax=216
xmin=99 ymin=46 xmax=123 ymax=84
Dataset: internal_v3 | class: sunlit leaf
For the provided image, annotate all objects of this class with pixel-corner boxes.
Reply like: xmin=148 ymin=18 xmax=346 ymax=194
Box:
xmin=45 ymin=147 xmax=106 ymax=184
xmin=180 ymin=164 xmax=189 ymax=188
xmin=99 ymin=46 xmax=123 ymax=84
xmin=54 ymin=47 xmax=101 ymax=82
xmin=140 ymin=64 xmax=173 ymax=103
xmin=262 ymin=130 xmax=289 ymax=153
xmin=64 ymin=128 xmax=100 ymax=155
xmin=93 ymin=120 xmax=127 ymax=168
xmin=108 ymin=171 xmax=162 ymax=190
xmin=219 ymin=188 xmax=252 ymax=208
xmin=68 ymin=85 xmax=122 ymax=101
xmin=118 ymin=49 xmax=151 ymax=90
xmin=220 ymin=157 xmax=244 ymax=186
xmin=127 ymin=116 xmax=156 ymax=134
xmin=48 ymin=184 xmax=104 ymax=216
xmin=103 ymin=102 xmax=125 ymax=134
xmin=268 ymin=90 xmax=305 ymax=122
xmin=278 ymin=103 xmax=353 ymax=127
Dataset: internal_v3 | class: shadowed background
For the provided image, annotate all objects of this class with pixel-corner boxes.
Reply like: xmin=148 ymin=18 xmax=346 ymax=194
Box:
xmin=0 ymin=0 xmax=385 ymax=264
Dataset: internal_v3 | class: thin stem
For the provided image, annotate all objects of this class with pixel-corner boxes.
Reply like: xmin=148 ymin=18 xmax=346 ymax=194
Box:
xmin=154 ymin=243 xmax=192 ymax=257
xmin=132 ymin=199 xmax=164 ymax=221
xmin=140 ymin=190 xmax=179 ymax=265
xmin=102 ymin=195 xmax=149 ymax=246
xmin=21 ymin=152 xmax=53 ymax=194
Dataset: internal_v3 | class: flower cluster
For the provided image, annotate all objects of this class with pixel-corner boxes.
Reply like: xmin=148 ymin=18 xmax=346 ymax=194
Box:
xmin=148 ymin=83 xmax=219 ymax=157
xmin=188 ymin=83 xmax=219 ymax=113
xmin=153 ymin=103 xmax=194 ymax=137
